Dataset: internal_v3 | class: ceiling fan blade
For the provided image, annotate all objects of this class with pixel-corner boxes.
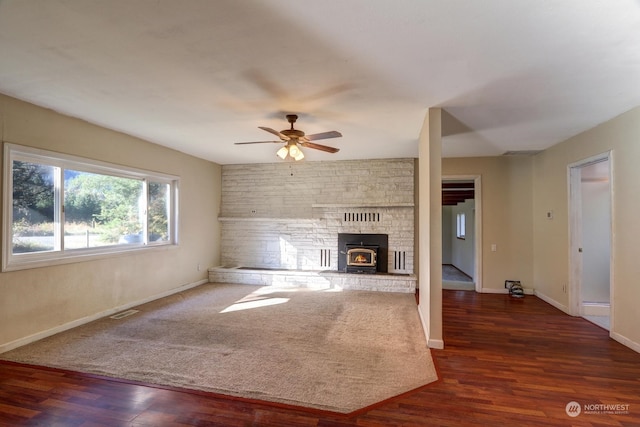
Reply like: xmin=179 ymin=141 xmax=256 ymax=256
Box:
xmin=304 ymin=130 xmax=342 ymax=141
xmin=300 ymin=141 xmax=340 ymax=153
xmin=258 ymin=126 xmax=288 ymax=140
xmin=235 ymin=140 xmax=282 ymax=145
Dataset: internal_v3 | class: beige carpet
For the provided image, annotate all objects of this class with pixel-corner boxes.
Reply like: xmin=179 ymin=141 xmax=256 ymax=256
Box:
xmin=0 ymin=283 xmax=437 ymax=414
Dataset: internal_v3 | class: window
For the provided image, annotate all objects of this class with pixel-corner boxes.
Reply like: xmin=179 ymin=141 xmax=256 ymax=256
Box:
xmin=3 ymin=144 xmax=179 ymax=271
xmin=456 ymin=212 xmax=466 ymax=239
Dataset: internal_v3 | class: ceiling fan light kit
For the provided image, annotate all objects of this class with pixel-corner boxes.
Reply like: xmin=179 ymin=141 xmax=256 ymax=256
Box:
xmin=276 ymin=141 xmax=305 ymax=161
xmin=287 ymin=143 xmax=304 ymax=161
xmin=276 ymin=146 xmax=289 ymax=160
xmin=236 ymin=114 xmax=341 ymax=161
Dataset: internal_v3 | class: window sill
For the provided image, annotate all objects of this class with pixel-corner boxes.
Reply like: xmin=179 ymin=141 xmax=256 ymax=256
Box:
xmin=3 ymin=243 xmax=178 ymax=272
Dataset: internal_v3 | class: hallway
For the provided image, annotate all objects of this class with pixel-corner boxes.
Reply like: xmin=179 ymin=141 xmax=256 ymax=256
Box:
xmin=442 ymin=264 xmax=475 ymax=291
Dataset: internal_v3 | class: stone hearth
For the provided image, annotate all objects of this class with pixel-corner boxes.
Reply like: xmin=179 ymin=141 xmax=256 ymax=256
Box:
xmin=209 ymin=267 xmax=416 ymax=293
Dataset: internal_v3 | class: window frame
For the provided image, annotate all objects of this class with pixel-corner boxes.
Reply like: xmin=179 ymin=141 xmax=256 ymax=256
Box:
xmin=456 ymin=212 xmax=466 ymax=240
xmin=3 ymin=143 xmax=179 ymax=272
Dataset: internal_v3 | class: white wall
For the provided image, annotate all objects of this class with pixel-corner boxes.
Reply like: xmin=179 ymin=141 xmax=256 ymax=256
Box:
xmin=0 ymin=94 xmax=222 ymax=351
xmin=450 ymin=199 xmax=475 ymax=278
xmin=533 ymin=106 xmax=640 ymax=352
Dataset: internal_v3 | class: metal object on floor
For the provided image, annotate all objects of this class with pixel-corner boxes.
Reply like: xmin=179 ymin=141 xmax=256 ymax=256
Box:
xmin=505 ymin=280 xmax=525 ymax=298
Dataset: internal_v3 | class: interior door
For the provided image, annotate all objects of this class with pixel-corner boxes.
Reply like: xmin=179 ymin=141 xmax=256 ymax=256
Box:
xmin=569 ymin=153 xmax=612 ymax=330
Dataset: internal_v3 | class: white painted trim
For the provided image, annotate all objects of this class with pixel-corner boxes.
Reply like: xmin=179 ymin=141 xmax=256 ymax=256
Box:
xmin=610 ymin=332 xmax=640 ymax=354
xmin=417 ymin=302 xmax=429 ymax=339
xmin=481 ymin=287 xmax=534 ymax=295
xmin=534 ymin=291 xmax=640 ymax=355
xmin=442 ymin=174 xmax=482 ymax=293
xmin=2 ymin=143 xmax=181 ymax=272
xmin=0 ymin=279 xmax=208 ymax=354
xmin=607 ymin=150 xmax=616 ymax=343
xmin=534 ymin=290 xmax=570 ymax=315
xmin=473 ymin=176 xmax=483 ymax=294
xmin=567 ymin=151 xmax=613 ymax=318
xmin=567 ymin=164 xmax=583 ymax=316
xmin=428 ymin=338 xmax=445 ymax=349
xmin=582 ymin=302 xmax=610 ymax=316
xmin=417 ymin=302 xmax=444 ymax=348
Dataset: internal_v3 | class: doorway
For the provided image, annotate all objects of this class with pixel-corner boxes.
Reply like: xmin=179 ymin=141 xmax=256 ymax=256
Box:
xmin=442 ymin=176 xmax=482 ymax=292
xmin=568 ymin=153 xmax=612 ymax=330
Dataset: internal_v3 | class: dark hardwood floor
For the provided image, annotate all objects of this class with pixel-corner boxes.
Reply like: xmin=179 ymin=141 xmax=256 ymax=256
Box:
xmin=2 ymin=290 xmax=640 ymax=426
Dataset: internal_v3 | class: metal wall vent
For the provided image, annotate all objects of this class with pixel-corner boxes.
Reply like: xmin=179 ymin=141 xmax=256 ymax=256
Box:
xmin=393 ymin=251 xmax=406 ymax=270
xmin=320 ymin=249 xmax=331 ymax=267
xmin=343 ymin=212 xmax=381 ymax=222
xmin=502 ymin=150 xmax=543 ymax=156
xmin=110 ymin=309 xmax=139 ymax=320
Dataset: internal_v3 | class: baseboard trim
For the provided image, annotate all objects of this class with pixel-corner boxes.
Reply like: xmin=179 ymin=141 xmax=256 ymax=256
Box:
xmin=533 ymin=293 xmax=639 ymax=354
xmin=481 ymin=287 xmax=534 ymax=295
xmin=427 ymin=338 xmax=445 ymax=349
xmin=417 ymin=303 xmax=429 ymax=343
xmin=582 ymin=302 xmax=610 ymax=316
xmin=417 ymin=303 xmax=444 ymax=349
xmin=610 ymin=332 xmax=640 ymax=354
xmin=0 ymin=279 xmax=208 ymax=354
xmin=533 ymin=290 xmax=570 ymax=315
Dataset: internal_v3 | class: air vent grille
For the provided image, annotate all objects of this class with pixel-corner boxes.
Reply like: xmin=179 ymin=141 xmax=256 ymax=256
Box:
xmin=320 ymin=249 xmax=331 ymax=267
xmin=502 ymin=150 xmax=543 ymax=156
xmin=393 ymin=251 xmax=406 ymax=270
xmin=343 ymin=212 xmax=380 ymax=222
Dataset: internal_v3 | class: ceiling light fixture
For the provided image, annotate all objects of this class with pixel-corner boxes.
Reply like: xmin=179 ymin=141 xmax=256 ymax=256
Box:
xmin=288 ymin=143 xmax=304 ymax=161
xmin=276 ymin=141 xmax=304 ymax=161
xmin=237 ymin=114 xmax=340 ymax=161
xmin=276 ymin=146 xmax=288 ymax=160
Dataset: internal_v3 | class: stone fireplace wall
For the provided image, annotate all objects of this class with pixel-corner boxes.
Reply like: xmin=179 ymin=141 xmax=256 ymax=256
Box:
xmin=219 ymin=158 xmax=414 ymax=274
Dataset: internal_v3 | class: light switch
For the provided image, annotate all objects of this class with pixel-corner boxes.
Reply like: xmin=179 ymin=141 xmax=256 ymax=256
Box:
xmin=491 ymin=244 xmax=497 ymax=252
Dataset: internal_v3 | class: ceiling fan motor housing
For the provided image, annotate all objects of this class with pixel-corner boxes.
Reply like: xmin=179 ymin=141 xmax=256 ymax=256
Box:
xmin=283 ymin=114 xmax=304 ymax=138
xmin=282 ymin=129 xmax=305 ymax=139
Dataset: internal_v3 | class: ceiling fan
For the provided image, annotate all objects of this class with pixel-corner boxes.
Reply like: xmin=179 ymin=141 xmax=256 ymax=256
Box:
xmin=235 ymin=114 xmax=341 ymax=161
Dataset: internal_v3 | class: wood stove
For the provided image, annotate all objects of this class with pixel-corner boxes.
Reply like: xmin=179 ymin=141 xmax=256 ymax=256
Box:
xmin=338 ymin=233 xmax=388 ymax=274
xmin=345 ymin=246 xmax=377 ymax=273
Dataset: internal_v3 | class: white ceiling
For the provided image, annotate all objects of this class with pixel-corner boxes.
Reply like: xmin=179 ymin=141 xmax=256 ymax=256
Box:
xmin=1 ymin=0 xmax=639 ymax=165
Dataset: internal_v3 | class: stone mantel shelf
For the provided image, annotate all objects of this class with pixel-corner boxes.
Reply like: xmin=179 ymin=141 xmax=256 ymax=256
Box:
xmin=312 ymin=203 xmax=415 ymax=208
xmin=218 ymin=217 xmax=317 ymax=222
xmin=218 ymin=203 xmax=415 ymax=222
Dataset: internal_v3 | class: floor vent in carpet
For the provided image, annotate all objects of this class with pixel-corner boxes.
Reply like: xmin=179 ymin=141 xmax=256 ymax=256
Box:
xmin=110 ymin=309 xmax=139 ymax=320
